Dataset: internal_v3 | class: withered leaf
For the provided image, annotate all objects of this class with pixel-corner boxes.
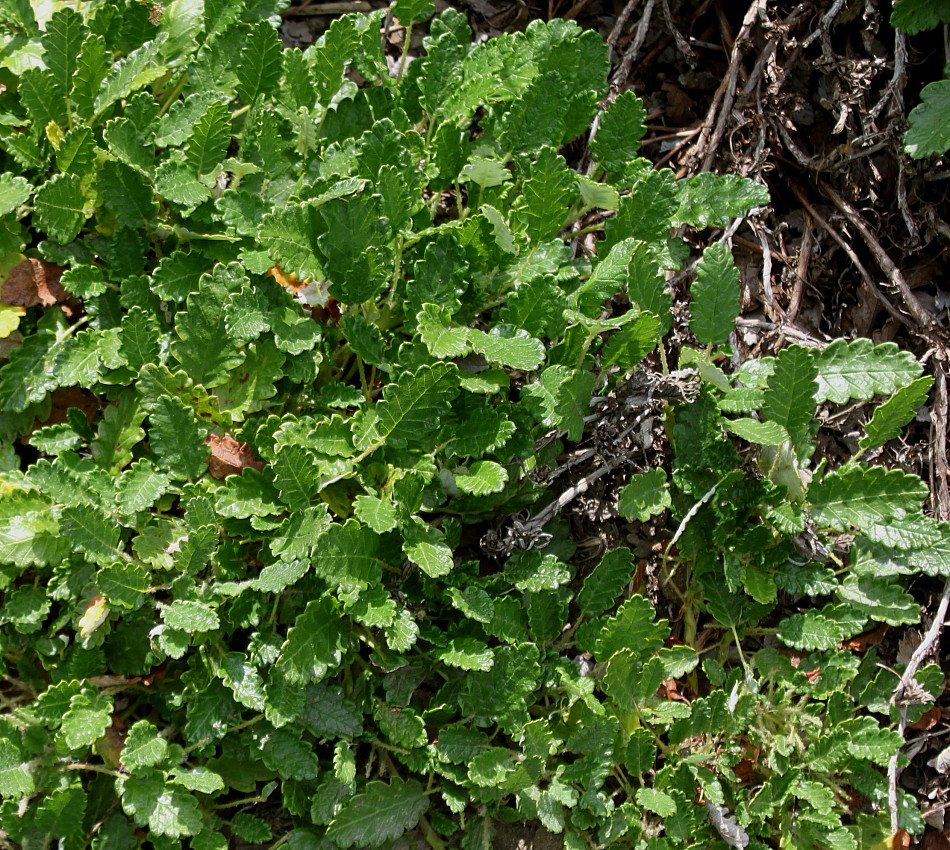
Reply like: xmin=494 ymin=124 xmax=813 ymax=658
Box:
xmin=2 ymin=258 xmax=68 ymax=307
xmin=206 ymin=433 xmax=265 ymax=478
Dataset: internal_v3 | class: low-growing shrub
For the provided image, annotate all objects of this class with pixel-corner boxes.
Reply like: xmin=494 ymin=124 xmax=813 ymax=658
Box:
xmin=0 ymin=1 xmax=942 ymax=848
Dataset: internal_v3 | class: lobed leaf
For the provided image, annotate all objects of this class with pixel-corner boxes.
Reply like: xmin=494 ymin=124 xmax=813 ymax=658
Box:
xmin=354 ymin=362 xmax=460 ymax=451
xmin=809 ymin=464 xmax=928 ymax=532
xmin=326 ymin=778 xmax=428 ymax=848
xmin=690 ymin=242 xmax=740 ymax=346
xmin=816 ymin=338 xmax=922 ymax=404
xmin=860 ymin=374 xmax=933 ymax=450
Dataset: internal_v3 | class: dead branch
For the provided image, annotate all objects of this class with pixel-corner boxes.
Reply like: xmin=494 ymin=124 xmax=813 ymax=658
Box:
xmin=820 ymin=182 xmax=937 ymax=329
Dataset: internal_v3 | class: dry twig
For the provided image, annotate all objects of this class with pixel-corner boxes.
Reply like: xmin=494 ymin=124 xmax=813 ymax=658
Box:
xmin=789 ymin=182 xmax=915 ymax=330
xmin=820 ymin=183 xmax=937 ymax=329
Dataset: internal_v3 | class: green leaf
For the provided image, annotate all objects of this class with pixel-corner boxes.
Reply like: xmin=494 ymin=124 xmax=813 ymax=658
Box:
xmin=98 ymin=562 xmax=150 ymax=609
xmin=277 ymin=597 xmax=347 ymax=685
xmin=416 ymin=303 xmax=471 ymax=358
xmin=603 ymin=169 xmax=679 ymax=247
xmin=2 ymin=585 xmax=51 ymax=633
xmin=317 ymin=196 xmax=390 ymax=304
xmin=577 ymin=174 xmax=619 ymax=210
xmin=507 ymin=551 xmax=570 ymax=592
xmin=816 ymin=338 xmax=923 ymax=404
xmin=468 ymin=747 xmax=516 ymax=787
xmin=120 ymin=769 xmax=203 ymax=838
xmin=71 ymin=33 xmax=108 ymax=120
xmin=259 ymin=202 xmax=324 ymax=282
xmin=43 ymin=8 xmax=87 ymax=111
xmin=497 ymin=275 xmax=568 ymax=338
xmin=440 ymin=637 xmax=494 ymax=672
xmin=448 ymin=586 xmax=494 ymax=625
xmin=836 ymin=574 xmax=919 ymax=625
xmin=0 ymin=738 xmax=34 ymax=798
xmin=121 ymin=720 xmax=170 ymax=772
xmin=99 ymin=160 xmax=157 ymax=228
xmin=163 ymin=600 xmax=219 ymax=633
xmin=259 ymin=726 xmax=320 ymax=780
xmin=402 ymin=516 xmax=454 ymax=577
xmin=326 ymin=778 xmax=428 ymax=848
xmin=618 ymin=468 xmax=671 ymax=521
xmin=659 ymin=643 xmax=699 ymax=678
xmin=55 ymin=327 xmax=124 ymax=388
xmin=604 ymin=649 xmax=665 ymax=710
xmin=219 ymin=652 xmax=266 ymax=711
xmin=0 ymin=327 xmax=59 ymax=412
xmin=270 ymin=505 xmax=333 ymax=561
xmin=513 ymin=146 xmax=576 ymax=242
xmin=577 ymin=547 xmax=635 ymax=617
xmin=340 ymin=313 xmax=386 ymax=366
xmin=94 ymin=34 xmax=169 ymax=119
xmin=892 ymin=0 xmax=950 ymax=35
xmin=235 ymin=21 xmax=282 ymax=105
xmin=18 ymin=67 xmax=64 ymax=127
xmin=61 ymin=690 xmax=113 ymax=750
xmin=676 ymin=173 xmax=769 ymax=228
xmin=148 ymin=394 xmax=208 ymax=481
xmin=158 ymin=0 xmax=206 ymax=62
xmin=460 ymin=156 xmax=510 ymax=188
xmin=272 ymin=444 xmax=321 ymax=509
xmin=33 ymin=173 xmax=87 ymax=243
xmin=724 ymin=417 xmax=790 ymax=447
xmin=594 ymin=595 xmax=668 ymax=661
xmin=172 ymin=766 xmax=225 ymax=794
xmin=311 ymin=519 xmax=381 ymax=593
xmin=185 ymin=99 xmax=232 ymax=177
xmin=29 ymin=423 xmax=82 ymax=455
xmin=521 ymin=365 xmax=596 ymax=441
xmin=455 ymin=460 xmax=508 ymax=495
xmin=151 ymin=250 xmax=209 ymax=301
xmin=354 ymin=362 xmax=459 ymax=451
xmin=497 ymin=72 xmax=569 ymax=156
xmin=60 ymin=504 xmax=122 ymax=563
xmin=861 ymin=374 xmax=933 ymax=450
xmin=636 ymin=787 xmax=677 ymax=817
xmin=810 ymin=464 xmax=928 ymax=531
xmin=601 ymin=312 xmax=660 ymax=370
xmin=0 ymin=173 xmax=32 ymax=215
xmin=777 ymin=604 xmax=865 ymax=651
xmin=690 ymin=242 xmax=740 ymax=346
xmin=60 ymin=263 xmax=105 ymax=298
xmin=120 ymin=307 xmax=162 ymax=374
xmin=761 ymin=344 xmax=818 ymax=455
xmin=0 ymin=0 xmax=36 ymax=34
xmin=392 ymin=0 xmax=436 ymax=24
xmin=445 ymin=404 xmax=515 ymax=457
xmin=590 ymin=90 xmax=647 ymax=181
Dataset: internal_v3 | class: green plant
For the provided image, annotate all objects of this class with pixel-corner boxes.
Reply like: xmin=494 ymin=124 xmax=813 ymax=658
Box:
xmin=0 ymin=2 xmax=942 ymax=848
xmin=891 ymin=0 xmax=950 ymax=157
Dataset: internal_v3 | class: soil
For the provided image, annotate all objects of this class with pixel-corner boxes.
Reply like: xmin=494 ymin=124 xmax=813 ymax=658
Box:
xmin=277 ymin=0 xmax=950 ymax=846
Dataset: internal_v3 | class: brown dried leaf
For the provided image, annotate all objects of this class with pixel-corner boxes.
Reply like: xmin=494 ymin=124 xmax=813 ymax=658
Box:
xmin=266 ymin=264 xmax=306 ymax=295
xmin=909 ymin=705 xmax=943 ymax=731
xmin=842 ymin=622 xmax=889 ymax=652
xmin=891 ymin=829 xmax=911 ymax=849
xmin=206 ymin=433 xmax=265 ymax=478
xmin=2 ymin=258 xmax=67 ymax=307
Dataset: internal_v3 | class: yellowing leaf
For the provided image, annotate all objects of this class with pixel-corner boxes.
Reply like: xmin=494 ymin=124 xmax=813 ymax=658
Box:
xmin=0 ymin=302 xmax=25 ymax=338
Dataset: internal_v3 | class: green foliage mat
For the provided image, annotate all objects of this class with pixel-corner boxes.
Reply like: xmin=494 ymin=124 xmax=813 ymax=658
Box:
xmin=0 ymin=1 xmax=943 ymax=847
